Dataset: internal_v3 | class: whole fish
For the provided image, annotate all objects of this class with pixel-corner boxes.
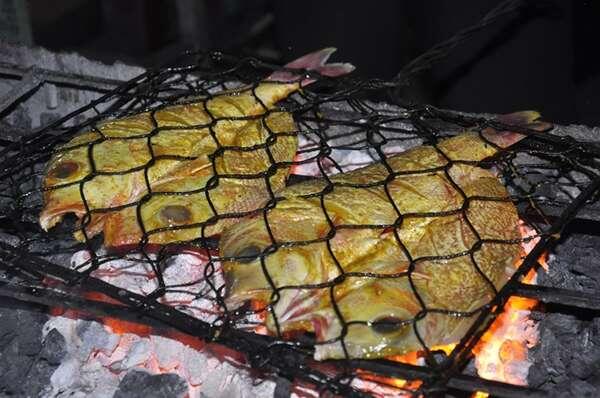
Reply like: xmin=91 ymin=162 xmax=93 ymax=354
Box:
xmin=39 ymin=48 xmax=354 ymax=247
xmin=220 ymin=111 xmax=550 ymax=360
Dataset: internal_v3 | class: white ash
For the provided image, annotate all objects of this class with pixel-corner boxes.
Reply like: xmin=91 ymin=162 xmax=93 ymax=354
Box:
xmin=0 ymin=41 xmax=144 ymax=131
xmin=43 ymin=316 xmax=276 ymax=398
xmin=290 ymin=100 xmax=423 ymax=177
xmin=52 ymin=247 xmax=274 ymax=397
xmin=71 ymin=249 xmax=225 ymax=323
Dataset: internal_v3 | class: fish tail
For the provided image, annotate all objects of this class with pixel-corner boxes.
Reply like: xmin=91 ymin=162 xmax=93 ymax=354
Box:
xmin=496 ymin=110 xmax=542 ymax=127
xmin=267 ymin=47 xmax=355 ymax=86
xmin=482 ymin=111 xmax=553 ymax=148
xmin=255 ymin=48 xmax=354 ymax=109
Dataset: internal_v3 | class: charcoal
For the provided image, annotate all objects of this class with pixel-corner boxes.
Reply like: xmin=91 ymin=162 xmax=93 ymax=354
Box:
xmin=273 ymin=377 xmax=292 ymax=398
xmin=40 ymin=328 xmax=67 ymax=365
xmin=538 ymin=328 xmax=566 ymax=377
xmin=120 ymin=339 xmax=151 ymax=368
xmin=0 ymin=231 xmax=21 ymax=246
xmin=2 ymin=104 xmax=33 ymax=132
xmin=592 ymin=318 xmax=600 ymax=344
xmin=113 ymin=370 xmax=188 ymax=398
xmin=529 ymin=306 xmax=600 ymax=396
xmin=22 ymin=329 xmax=67 ymax=396
xmin=527 ymin=361 xmax=550 ymax=388
xmin=0 ymin=308 xmax=65 ymax=397
xmin=462 ymin=358 xmax=478 ymax=376
xmin=526 ymin=230 xmax=600 ymax=396
xmin=545 ymin=313 xmax=581 ymax=337
xmin=425 ymin=349 xmax=449 ymax=368
xmin=75 ymin=317 xmax=93 ymax=337
xmin=566 ymin=380 xmax=597 ymax=398
xmin=40 ymin=111 xmax=60 ymax=127
xmin=539 ymin=233 xmax=600 ymax=294
xmin=568 ymin=347 xmax=600 ymax=380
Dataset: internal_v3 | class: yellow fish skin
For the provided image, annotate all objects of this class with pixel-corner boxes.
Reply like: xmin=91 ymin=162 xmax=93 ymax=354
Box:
xmin=102 ymin=111 xmax=298 ymax=247
xmin=220 ymin=111 xmax=550 ymax=360
xmin=39 ymin=48 xmax=355 ymax=247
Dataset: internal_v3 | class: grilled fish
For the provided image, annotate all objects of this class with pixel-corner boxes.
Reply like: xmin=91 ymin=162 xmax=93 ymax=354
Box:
xmin=39 ymin=48 xmax=354 ymax=247
xmin=220 ymin=111 xmax=551 ymax=360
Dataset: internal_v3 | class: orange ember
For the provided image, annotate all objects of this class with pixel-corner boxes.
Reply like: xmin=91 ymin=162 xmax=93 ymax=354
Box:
xmin=470 ymin=220 xmax=547 ymax=395
xmin=103 ymin=317 xmax=153 ymax=336
xmin=388 ymin=343 xmax=456 ymax=365
xmin=251 ymin=299 xmax=269 ymax=335
xmin=84 ymin=291 xmax=127 ymax=306
xmin=354 ymin=370 xmax=423 ymax=396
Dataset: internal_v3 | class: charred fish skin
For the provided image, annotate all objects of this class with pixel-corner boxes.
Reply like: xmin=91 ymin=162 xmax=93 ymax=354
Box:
xmin=220 ymin=111 xmax=550 ymax=360
xmin=39 ymin=49 xmax=354 ymax=247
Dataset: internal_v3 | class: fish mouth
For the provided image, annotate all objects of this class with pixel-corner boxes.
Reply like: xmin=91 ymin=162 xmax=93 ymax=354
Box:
xmin=39 ymin=212 xmax=63 ymax=231
xmin=223 ymin=274 xmax=270 ymax=310
xmin=39 ymin=206 xmax=85 ymax=232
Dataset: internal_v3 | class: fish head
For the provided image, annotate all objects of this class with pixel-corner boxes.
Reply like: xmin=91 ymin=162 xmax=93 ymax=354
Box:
xmin=40 ymin=130 xmax=152 ymax=235
xmin=285 ymin=276 xmax=428 ymax=360
xmin=39 ymin=133 xmax=97 ymax=231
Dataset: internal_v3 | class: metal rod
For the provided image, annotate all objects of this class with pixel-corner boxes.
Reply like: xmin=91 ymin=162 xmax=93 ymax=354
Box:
xmin=0 ymin=67 xmax=44 ymax=114
xmin=514 ymin=283 xmax=600 ymax=310
xmin=0 ymin=276 xmax=166 ymax=329
xmin=348 ymin=359 xmax=547 ymax=398
xmin=446 ymin=374 xmax=546 ymax=398
xmin=0 ymin=61 xmax=125 ymax=92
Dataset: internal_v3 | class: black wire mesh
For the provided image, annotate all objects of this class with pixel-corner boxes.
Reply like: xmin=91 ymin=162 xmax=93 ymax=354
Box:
xmin=1 ymin=50 xmax=600 ymax=397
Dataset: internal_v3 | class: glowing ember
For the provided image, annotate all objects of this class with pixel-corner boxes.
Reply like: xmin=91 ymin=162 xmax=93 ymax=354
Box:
xmin=471 ymin=220 xmax=548 ymax=392
xmin=352 ymin=372 xmax=422 ymax=398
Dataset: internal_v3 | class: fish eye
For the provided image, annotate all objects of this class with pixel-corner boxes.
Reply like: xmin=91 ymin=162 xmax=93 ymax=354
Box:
xmin=371 ymin=316 xmax=408 ymax=335
xmin=160 ymin=205 xmax=192 ymax=225
xmin=236 ymin=245 xmax=262 ymax=263
xmin=50 ymin=161 xmax=79 ymax=179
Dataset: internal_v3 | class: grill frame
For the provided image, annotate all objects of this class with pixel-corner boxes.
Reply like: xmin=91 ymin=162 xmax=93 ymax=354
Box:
xmin=1 ymin=50 xmax=599 ymax=398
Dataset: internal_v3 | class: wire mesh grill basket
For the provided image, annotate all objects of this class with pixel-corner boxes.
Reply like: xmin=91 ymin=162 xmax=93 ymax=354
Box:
xmin=1 ymin=50 xmax=599 ymax=397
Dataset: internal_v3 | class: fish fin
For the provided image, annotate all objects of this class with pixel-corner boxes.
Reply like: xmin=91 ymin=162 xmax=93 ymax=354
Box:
xmin=267 ymin=47 xmax=355 ymax=85
xmin=256 ymin=48 xmax=354 ymax=108
xmin=482 ymin=111 xmax=553 ymax=148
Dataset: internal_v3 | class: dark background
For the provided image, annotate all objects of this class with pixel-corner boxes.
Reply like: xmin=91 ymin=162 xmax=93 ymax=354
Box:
xmin=10 ymin=0 xmax=600 ymax=126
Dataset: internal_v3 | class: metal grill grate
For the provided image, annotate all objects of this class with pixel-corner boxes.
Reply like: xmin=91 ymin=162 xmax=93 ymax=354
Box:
xmin=1 ymin=49 xmax=600 ymax=397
